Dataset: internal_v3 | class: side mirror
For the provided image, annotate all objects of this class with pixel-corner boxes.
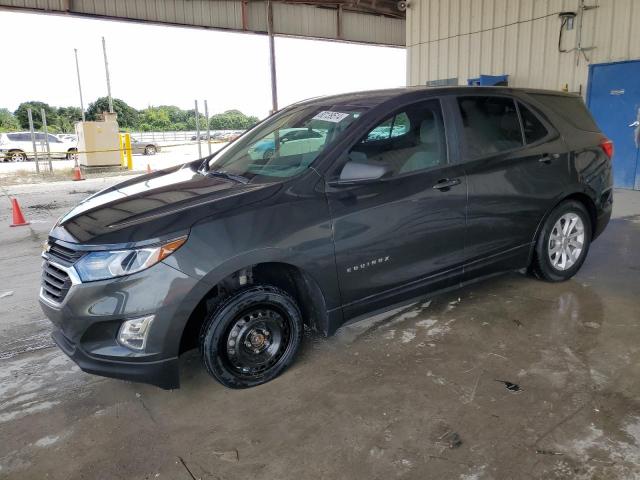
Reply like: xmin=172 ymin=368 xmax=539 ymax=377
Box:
xmin=327 ymin=159 xmax=389 ymax=186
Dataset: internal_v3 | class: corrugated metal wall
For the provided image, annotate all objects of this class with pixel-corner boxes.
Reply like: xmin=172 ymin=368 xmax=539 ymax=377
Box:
xmin=407 ymin=0 xmax=640 ymax=94
xmin=0 ymin=0 xmax=405 ymax=46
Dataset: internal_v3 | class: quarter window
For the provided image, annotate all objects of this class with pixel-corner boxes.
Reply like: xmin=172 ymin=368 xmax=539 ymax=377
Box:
xmin=346 ymin=100 xmax=446 ymax=178
xmin=518 ymin=103 xmax=548 ymax=144
xmin=457 ymin=96 xmax=523 ymax=157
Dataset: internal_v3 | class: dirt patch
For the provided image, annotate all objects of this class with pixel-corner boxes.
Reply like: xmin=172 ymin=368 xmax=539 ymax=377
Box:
xmin=28 ymin=202 xmax=59 ymax=211
xmin=0 ymin=169 xmax=141 ymax=187
xmin=68 ymin=189 xmax=98 ymax=195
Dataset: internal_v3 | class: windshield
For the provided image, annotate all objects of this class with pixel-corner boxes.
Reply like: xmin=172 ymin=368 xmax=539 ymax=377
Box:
xmin=205 ymin=104 xmax=366 ymax=181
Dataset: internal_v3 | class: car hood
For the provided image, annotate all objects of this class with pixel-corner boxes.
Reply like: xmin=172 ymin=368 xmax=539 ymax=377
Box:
xmin=50 ymin=162 xmax=278 ymax=245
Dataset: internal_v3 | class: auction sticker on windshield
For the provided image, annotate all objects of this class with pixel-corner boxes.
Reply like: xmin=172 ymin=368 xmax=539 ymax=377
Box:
xmin=313 ymin=111 xmax=351 ymax=123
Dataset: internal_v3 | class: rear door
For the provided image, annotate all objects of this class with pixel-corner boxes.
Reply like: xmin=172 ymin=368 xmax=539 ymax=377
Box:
xmin=452 ymin=94 xmax=569 ymax=279
xmin=325 ymin=98 xmax=467 ymax=317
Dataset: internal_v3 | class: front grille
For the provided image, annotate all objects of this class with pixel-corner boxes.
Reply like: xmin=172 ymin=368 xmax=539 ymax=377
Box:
xmin=42 ymin=261 xmax=72 ymax=303
xmin=48 ymin=242 xmax=84 ymax=264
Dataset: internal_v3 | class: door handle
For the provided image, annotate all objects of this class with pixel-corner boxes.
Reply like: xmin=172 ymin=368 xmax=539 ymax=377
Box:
xmin=538 ymin=153 xmax=560 ymax=164
xmin=432 ymin=178 xmax=461 ymax=191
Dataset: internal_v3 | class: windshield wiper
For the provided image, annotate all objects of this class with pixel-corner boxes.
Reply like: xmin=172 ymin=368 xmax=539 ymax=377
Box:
xmin=205 ymin=169 xmax=249 ymax=184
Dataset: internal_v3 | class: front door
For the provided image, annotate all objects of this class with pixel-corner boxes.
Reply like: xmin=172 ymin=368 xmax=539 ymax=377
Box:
xmin=587 ymin=60 xmax=640 ymax=190
xmin=325 ymin=99 xmax=467 ymax=318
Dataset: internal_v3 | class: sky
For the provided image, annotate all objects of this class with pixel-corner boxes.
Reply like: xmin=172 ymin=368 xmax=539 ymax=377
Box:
xmin=0 ymin=11 xmax=406 ymax=119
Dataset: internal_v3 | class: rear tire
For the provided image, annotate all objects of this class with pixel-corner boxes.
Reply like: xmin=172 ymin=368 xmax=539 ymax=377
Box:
xmin=144 ymin=145 xmax=157 ymax=155
xmin=532 ymin=200 xmax=591 ymax=282
xmin=66 ymin=148 xmax=78 ymax=161
xmin=199 ymin=285 xmax=303 ymax=389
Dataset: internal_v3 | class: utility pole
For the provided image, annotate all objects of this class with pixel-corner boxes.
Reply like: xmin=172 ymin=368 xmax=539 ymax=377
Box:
xmin=74 ymin=49 xmax=86 ymax=121
xmin=204 ymin=100 xmax=212 ymax=156
xmin=102 ymin=36 xmax=114 ymax=113
xmin=267 ymin=0 xmax=278 ymax=113
xmin=194 ymin=100 xmax=202 ymax=158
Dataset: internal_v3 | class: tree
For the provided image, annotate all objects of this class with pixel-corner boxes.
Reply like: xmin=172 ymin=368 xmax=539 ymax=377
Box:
xmin=185 ymin=109 xmax=210 ymax=131
xmin=55 ymin=106 xmax=83 ymax=133
xmin=86 ymin=97 xmax=140 ymax=129
xmin=209 ymin=110 xmax=259 ymax=130
xmin=138 ymin=106 xmax=173 ymax=131
xmin=14 ymin=101 xmax=58 ymax=130
xmin=0 ymin=108 xmax=21 ymax=132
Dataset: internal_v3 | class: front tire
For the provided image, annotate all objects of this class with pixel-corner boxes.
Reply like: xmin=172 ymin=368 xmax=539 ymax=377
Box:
xmin=532 ymin=200 xmax=592 ymax=282
xmin=9 ymin=150 xmax=27 ymax=162
xmin=200 ymin=285 xmax=304 ymax=389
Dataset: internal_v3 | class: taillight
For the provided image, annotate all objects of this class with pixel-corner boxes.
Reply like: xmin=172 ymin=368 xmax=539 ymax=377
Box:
xmin=599 ymin=138 xmax=614 ymax=159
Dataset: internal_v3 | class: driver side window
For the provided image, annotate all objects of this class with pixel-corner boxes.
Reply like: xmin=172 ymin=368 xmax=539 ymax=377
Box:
xmin=345 ymin=100 xmax=447 ymax=179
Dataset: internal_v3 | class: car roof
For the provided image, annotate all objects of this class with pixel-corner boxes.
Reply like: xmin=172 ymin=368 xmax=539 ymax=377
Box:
xmin=292 ymin=86 xmax=580 ymax=110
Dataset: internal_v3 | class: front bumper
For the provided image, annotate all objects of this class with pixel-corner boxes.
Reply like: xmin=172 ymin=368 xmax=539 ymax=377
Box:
xmin=52 ymin=328 xmax=180 ymax=389
xmin=39 ymin=257 xmax=203 ymax=389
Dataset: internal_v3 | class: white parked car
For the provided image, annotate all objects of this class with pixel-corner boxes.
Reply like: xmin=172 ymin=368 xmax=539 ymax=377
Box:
xmin=57 ymin=134 xmax=78 ymax=143
xmin=0 ymin=132 xmax=78 ymax=162
xmin=248 ymin=128 xmax=327 ymax=160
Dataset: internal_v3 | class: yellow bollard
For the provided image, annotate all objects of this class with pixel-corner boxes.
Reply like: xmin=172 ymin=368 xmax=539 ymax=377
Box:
xmin=124 ymin=133 xmax=133 ymax=170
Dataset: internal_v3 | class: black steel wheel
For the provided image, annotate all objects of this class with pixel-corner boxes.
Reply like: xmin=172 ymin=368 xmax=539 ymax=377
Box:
xmin=200 ymin=285 xmax=303 ymax=388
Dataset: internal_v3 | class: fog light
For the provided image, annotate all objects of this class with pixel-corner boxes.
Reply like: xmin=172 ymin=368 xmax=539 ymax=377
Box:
xmin=118 ymin=315 xmax=155 ymax=351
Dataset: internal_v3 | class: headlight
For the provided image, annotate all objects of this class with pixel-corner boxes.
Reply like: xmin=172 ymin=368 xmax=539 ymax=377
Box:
xmin=74 ymin=236 xmax=187 ymax=282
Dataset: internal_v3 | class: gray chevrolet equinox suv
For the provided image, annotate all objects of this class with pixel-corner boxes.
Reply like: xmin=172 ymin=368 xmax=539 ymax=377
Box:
xmin=40 ymin=87 xmax=613 ymax=389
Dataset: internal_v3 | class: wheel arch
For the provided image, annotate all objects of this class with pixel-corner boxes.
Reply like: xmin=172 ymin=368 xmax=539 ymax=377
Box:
xmin=527 ymin=191 xmax=598 ymax=266
xmin=178 ymin=261 xmax=330 ymax=354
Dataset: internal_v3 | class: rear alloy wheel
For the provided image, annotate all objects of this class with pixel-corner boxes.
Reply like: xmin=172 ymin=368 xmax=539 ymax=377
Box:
xmin=532 ymin=200 xmax=592 ymax=282
xmin=200 ymin=285 xmax=303 ymax=388
xmin=144 ymin=145 xmax=157 ymax=155
xmin=9 ymin=151 xmax=27 ymax=162
xmin=263 ymin=149 xmax=274 ymax=160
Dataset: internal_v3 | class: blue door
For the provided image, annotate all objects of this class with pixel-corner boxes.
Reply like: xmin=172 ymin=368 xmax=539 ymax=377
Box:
xmin=587 ymin=60 xmax=640 ymax=190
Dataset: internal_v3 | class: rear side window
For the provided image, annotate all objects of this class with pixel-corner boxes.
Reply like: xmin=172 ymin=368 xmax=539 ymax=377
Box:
xmin=518 ymin=103 xmax=548 ymax=144
xmin=531 ymin=94 xmax=599 ymax=132
xmin=457 ymin=96 xmax=523 ymax=158
xmin=7 ymin=134 xmax=21 ymax=141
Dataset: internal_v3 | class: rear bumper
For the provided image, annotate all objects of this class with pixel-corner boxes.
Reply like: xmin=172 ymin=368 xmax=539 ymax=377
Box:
xmin=593 ymin=190 xmax=613 ymax=240
xmin=52 ymin=328 xmax=180 ymax=389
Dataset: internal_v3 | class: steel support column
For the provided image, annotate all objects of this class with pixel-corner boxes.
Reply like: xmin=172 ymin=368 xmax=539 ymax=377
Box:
xmin=267 ymin=0 xmax=278 ymax=113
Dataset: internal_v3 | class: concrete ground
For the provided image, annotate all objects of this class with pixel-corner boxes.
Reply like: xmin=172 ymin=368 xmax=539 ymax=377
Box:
xmin=0 ymin=181 xmax=639 ymax=480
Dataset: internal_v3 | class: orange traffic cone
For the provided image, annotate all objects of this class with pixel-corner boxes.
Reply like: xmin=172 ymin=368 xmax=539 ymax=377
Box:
xmin=147 ymin=162 xmax=153 ymax=174
xmin=72 ymin=166 xmax=85 ymax=181
xmin=10 ymin=198 xmax=29 ymax=227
